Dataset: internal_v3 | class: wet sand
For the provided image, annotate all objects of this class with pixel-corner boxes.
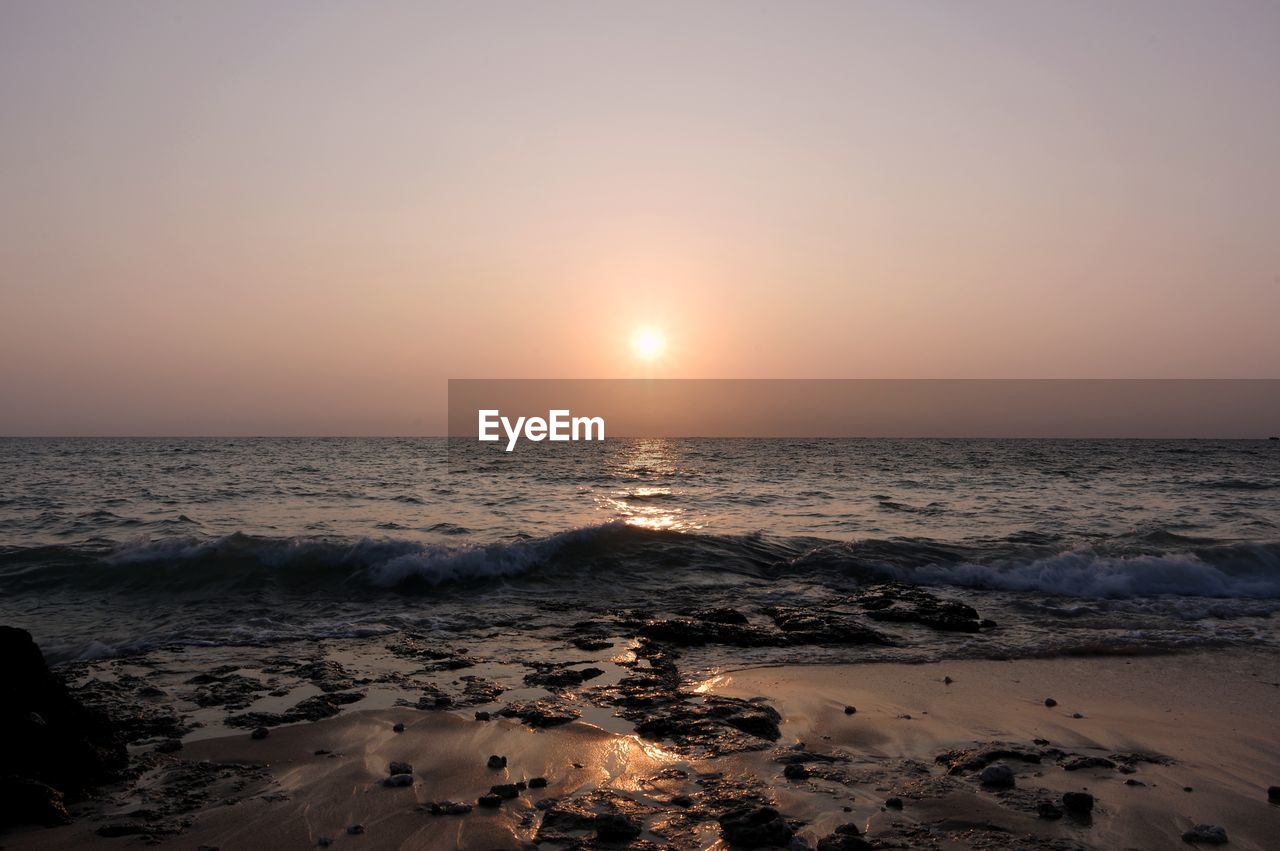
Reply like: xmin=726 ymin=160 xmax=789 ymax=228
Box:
xmin=10 ymin=649 xmax=1279 ymax=850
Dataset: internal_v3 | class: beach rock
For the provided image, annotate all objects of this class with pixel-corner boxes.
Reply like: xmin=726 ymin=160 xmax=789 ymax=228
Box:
xmin=979 ymin=763 xmax=1016 ymax=787
xmin=392 ymin=722 xmax=405 ymax=733
xmin=764 ymin=607 xmax=894 ymax=646
xmin=1269 ymin=785 xmax=1280 ymax=803
xmin=251 ymin=727 xmax=269 ymax=740
xmin=478 ymin=793 xmax=503 ymax=808
xmin=529 ymin=777 xmax=548 ymax=789
xmin=816 ymin=827 xmax=872 ymax=851
xmin=937 ymin=743 xmax=1042 ymax=774
xmin=389 ymin=761 xmax=412 ymax=775
xmin=1038 ymin=801 xmax=1064 ymax=819
xmin=1064 ymin=756 xmax=1115 ymax=771
xmin=633 ymin=694 xmax=782 ymax=750
xmin=523 ymin=666 xmax=606 ymax=689
xmin=783 ymin=764 xmax=810 ymax=780
xmin=497 ymin=699 xmax=580 ymax=727
xmin=487 ymin=754 xmax=507 ymax=769
xmin=0 ymin=626 xmax=128 ymax=828
xmin=573 ymin=637 xmax=614 ymax=651
xmin=383 ymin=773 xmax=413 ymax=787
xmin=689 ymin=607 xmax=750 ymax=625
xmin=1044 ymin=698 xmax=1057 ymax=707
xmin=490 ymin=783 xmax=521 ymax=799
xmin=317 ymin=838 xmax=332 ymax=847
xmin=474 ymin=711 xmax=491 ymax=721
xmin=844 ymin=706 xmax=857 ymax=715
xmin=227 ymin=691 xmax=365 ymax=728
xmin=594 ymin=812 xmax=642 ymax=842
xmin=0 ymin=777 xmax=71 ymax=826
xmin=1062 ymin=792 xmax=1094 ymax=814
xmin=346 ymin=823 xmax=364 ymax=835
xmin=885 ymin=797 xmax=903 ymax=809
xmin=639 ymin=617 xmax=776 ymax=647
xmin=719 ymin=806 xmax=795 ymax=847
xmin=428 ymin=801 xmax=472 ymax=815
xmin=856 ymin=584 xmax=983 ymax=632
xmin=671 ymin=794 xmax=694 ymax=807
xmin=1181 ymin=824 xmax=1228 ymax=844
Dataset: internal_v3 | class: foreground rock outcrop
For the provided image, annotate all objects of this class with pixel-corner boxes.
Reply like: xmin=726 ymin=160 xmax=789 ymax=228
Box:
xmin=0 ymin=626 xmax=127 ymax=829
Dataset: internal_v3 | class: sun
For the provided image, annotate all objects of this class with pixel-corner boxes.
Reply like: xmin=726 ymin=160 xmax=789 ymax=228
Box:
xmin=631 ymin=327 xmax=665 ymax=360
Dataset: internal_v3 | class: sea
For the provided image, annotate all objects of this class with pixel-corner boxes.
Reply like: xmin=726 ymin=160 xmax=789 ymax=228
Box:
xmin=2 ymin=437 xmax=1278 ymax=666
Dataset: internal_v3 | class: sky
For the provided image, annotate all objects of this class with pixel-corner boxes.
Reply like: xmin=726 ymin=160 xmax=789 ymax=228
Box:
xmin=2 ymin=1 xmax=1278 ymax=435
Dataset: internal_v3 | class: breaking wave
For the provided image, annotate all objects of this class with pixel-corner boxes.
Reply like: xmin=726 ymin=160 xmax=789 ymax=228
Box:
xmin=2 ymin=524 xmax=1279 ymax=600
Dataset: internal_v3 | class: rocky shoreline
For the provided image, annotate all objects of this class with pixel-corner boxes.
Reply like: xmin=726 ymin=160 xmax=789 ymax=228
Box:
xmin=3 ymin=589 xmax=1278 ymax=849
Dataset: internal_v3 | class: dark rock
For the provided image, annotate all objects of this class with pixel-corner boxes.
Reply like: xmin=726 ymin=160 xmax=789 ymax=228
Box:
xmin=885 ymin=797 xmax=903 ymax=809
xmin=392 ymin=722 xmax=405 ymax=733
xmin=1038 ymin=801 xmax=1064 ymax=819
xmin=834 ymin=823 xmax=862 ymax=836
xmin=96 ymin=822 xmax=172 ymax=838
xmin=227 ymin=691 xmax=365 ymax=728
xmin=719 ymin=806 xmax=794 ymax=847
xmin=689 ymin=607 xmax=750 ymax=625
xmin=389 ymin=761 xmax=412 ymax=775
xmin=477 ymin=793 xmax=503 ymax=808
xmin=765 ymin=607 xmax=894 ymax=646
xmin=783 ymin=764 xmax=810 ymax=780
xmin=595 ymin=812 xmax=642 ymax=842
xmin=1062 ymin=792 xmax=1094 ymax=814
xmin=816 ymin=831 xmax=872 ymax=851
xmin=251 ymin=727 xmax=269 ymax=740
xmin=346 ymin=823 xmax=364 ymax=835
xmin=497 ymin=699 xmax=580 ymax=728
xmin=428 ymin=801 xmax=472 ymax=815
xmin=1072 ymin=712 xmax=1084 ymax=719
xmin=979 ymin=763 xmax=1016 ymax=787
xmin=1182 ymin=824 xmax=1228 ymax=844
xmin=1125 ymin=779 xmax=1146 ymax=786
xmin=487 ymin=754 xmax=507 ymax=769
xmin=844 ymin=706 xmax=857 ymax=715
xmin=855 ymin=583 xmax=983 ymax=632
xmin=523 ymin=666 xmax=606 ymax=689
xmin=529 ymin=777 xmax=548 ymax=789
xmin=490 ymin=783 xmax=521 ymax=799
xmin=383 ymin=774 xmax=413 ymax=788
xmin=474 ymin=711 xmax=491 ymax=721
xmin=1044 ymin=697 xmax=1057 ymax=707
xmin=671 ymin=794 xmax=694 ymax=807
xmin=0 ymin=777 xmax=71 ymax=826
xmin=0 ymin=626 xmax=127 ymax=828
xmin=937 ymin=743 xmax=1042 ymax=774
xmin=1269 ymin=785 xmax=1280 ymax=803
xmin=1064 ymin=756 xmax=1115 ymax=771
xmin=639 ymin=617 xmax=776 ymax=648
xmin=633 ymin=694 xmax=782 ymax=750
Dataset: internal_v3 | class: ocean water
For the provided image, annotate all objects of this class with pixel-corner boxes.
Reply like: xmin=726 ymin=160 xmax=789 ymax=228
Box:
xmin=2 ymin=437 xmax=1278 ymax=664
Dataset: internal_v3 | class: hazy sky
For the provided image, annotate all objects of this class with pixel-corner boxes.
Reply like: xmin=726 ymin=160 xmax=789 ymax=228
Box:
xmin=2 ymin=1 xmax=1278 ymax=435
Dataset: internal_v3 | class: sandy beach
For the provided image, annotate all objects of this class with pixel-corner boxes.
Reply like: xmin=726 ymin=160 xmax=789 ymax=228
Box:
xmin=9 ymin=647 xmax=1279 ymax=850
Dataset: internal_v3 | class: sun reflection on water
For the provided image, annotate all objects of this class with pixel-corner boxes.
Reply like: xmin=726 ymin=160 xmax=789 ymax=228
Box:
xmin=598 ymin=439 xmax=706 ymax=532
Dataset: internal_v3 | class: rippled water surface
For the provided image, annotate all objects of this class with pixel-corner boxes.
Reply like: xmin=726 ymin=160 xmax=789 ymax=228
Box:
xmin=2 ymin=437 xmax=1278 ymax=661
